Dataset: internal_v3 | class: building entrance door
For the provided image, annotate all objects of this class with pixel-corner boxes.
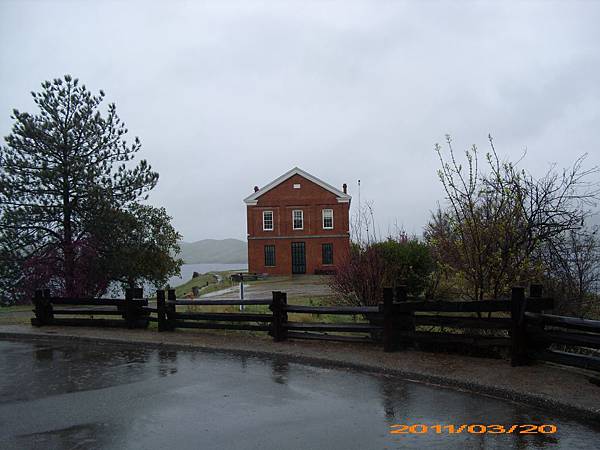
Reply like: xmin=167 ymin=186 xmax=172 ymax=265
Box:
xmin=291 ymin=242 xmax=306 ymax=274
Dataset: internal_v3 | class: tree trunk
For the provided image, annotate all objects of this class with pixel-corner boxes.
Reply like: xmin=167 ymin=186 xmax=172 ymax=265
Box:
xmin=62 ymin=146 xmax=74 ymax=297
xmin=63 ymin=198 xmax=74 ymax=296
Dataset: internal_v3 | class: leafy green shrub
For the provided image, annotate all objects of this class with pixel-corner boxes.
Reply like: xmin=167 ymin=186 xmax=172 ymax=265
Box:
xmin=373 ymin=237 xmax=434 ymax=297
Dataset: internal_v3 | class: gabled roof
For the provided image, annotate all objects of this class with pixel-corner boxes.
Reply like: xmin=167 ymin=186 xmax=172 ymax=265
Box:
xmin=243 ymin=167 xmax=351 ymax=205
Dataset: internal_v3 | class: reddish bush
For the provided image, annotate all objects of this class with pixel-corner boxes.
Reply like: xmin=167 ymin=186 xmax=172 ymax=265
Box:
xmin=21 ymin=238 xmax=108 ymax=299
xmin=329 ymin=244 xmax=386 ymax=306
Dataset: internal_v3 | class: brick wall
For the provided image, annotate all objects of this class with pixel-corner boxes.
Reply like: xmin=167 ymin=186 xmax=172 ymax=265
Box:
xmin=247 ymin=173 xmax=350 ymax=275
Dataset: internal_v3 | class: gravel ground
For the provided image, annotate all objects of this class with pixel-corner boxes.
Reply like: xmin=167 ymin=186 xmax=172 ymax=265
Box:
xmin=1 ymin=324 xmax=599 ymax=423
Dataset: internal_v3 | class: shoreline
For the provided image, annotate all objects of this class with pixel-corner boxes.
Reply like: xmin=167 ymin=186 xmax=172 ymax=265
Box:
xmin=1 ymin=324 xmax=599 ymax=424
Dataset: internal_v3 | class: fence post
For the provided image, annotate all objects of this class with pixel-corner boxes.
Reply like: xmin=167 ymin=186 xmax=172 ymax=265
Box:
xmin=134 ymin=287 xmax=147 ymax=327
xmin=157 ymin=290 xmax=167 ymax=332
xmin=528 ymin=284 xmax=547 ymax=354
xmin=280 ymin=292 xmax=288 ymax=341
xmin=382 ymin=287 xmax=395 ymax=352
xmin=270 ymin=291 xmax=287 ymax=342
xmin=32 ymin=290 xmax=44 ymax=326
xmin=529 ymin=284 xmax=543 ymax=299
xmin=270 ymin=291 xmax=279 ymax=341
xmin=511 ymin=286 xmax=527 ymax=366
xmin=395 ymin=284 xmax=407 ymax=302
xmin=167 ymin=289 xmax=176 ymax=331
xmin=124 ymin=288 xmax=134 ymax=329
xmin=43 ymin=289 xmax=53 ymax=324
xmin=394 ymin=285 xmax=413 ymax=349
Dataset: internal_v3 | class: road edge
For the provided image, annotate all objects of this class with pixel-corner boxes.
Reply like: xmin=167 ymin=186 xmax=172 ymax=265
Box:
xmin=1 ymin=329 xmax=599 ymax=424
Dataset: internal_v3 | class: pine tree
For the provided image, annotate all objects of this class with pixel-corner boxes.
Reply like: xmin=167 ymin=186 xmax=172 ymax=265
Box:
xmin=0 ymin=75 xmax=159 ymax=296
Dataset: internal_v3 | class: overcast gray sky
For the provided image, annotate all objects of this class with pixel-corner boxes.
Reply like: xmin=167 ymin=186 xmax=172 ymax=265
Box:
xmin=1 ymin=1 xmax=599 ymax=242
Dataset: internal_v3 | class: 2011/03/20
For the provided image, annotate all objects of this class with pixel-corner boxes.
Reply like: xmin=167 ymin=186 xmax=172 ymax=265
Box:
xmin=390 ymin=424 xmax=557 ymax=434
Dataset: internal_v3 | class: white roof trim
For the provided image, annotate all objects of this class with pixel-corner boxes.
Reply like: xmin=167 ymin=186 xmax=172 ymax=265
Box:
xmin=244 ymin=167 xmax=352 ymax=205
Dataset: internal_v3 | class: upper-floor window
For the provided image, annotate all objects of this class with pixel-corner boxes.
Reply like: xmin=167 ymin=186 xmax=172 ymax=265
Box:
xmin=322 ymin=209 xmax=333 ymax=229
xmin=263 ymin=211 xmax=273 ymax=231
xmin=292 ymin=210 xmax=303 ymax=230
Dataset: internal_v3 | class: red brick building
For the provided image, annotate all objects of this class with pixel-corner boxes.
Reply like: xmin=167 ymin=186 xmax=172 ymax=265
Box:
xmin=244 ymin=167 xmax=351 ymax=275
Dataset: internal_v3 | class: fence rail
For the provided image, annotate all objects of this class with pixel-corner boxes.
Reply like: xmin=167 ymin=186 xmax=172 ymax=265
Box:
xmin=156 ymin=289 xmax=277 ymax=333
xmin=525 ymin=312 xmax=600 ymax=333
xmin=29 ymin=283 xmax=600 ymax=374
xmin=166 ymin=299 xmax=273 ymax=306
xmin=284 ymin=305 xmax=378 ymax=315
xmin=413 ymin=316 xmax=512 ymax=329
xmin=31 ymin=288 xmax=149 ymax=329
xmin=521 ymin=310 xmax=600 ymax=372
xmin=279 ymin=297 xmax=382 ymax=343
xmin=389 ymin=298 xmax=553 ymax=313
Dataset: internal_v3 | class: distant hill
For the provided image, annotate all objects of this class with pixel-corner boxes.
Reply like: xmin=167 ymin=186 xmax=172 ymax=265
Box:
xmin=178 ymin=239 xmax=247 ymax=264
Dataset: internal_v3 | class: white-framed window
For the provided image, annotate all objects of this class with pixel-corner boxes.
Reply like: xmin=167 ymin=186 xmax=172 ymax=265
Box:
xmin=322 ymin=209 xmax=333 ymax=229
xmin=263 ymin=210 xmax=273 ymax=231
xmin=292 ymin=210 xmax=303 ymax=230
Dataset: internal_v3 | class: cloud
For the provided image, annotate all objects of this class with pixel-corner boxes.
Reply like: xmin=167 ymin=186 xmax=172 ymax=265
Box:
xmin=1 ymin=0 xmax=599 ymax=240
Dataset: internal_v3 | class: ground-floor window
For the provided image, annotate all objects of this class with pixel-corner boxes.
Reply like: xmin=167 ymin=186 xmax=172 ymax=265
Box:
xmin=264 ymin=245 xmax=276 ymax=266
xmin=322 ymin=243 xmax=333 ymax=265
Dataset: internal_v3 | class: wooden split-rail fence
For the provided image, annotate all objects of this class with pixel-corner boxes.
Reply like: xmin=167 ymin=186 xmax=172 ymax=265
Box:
xmin=31 ymin=288 xmax=149 ymax=329
xmin=30 ymin=284 xmax=600 ymax=373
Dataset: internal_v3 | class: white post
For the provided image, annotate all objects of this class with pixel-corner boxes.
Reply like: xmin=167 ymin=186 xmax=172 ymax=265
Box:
xmin=239 ymin=273 xmax=244 ymax=311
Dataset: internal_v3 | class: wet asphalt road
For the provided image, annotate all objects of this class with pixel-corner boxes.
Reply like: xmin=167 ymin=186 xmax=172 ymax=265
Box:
xmin=0 ymin=339 xmax=599 ymax=449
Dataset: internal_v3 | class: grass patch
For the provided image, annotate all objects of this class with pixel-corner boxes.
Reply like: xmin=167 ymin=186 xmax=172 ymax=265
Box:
xmin=0 ymin=304 xmax=33 ymax=325
xmin=0 ymin=305 xmax=32 ymax=313
xmin=170 ymin=270 xmax=247 ymax=298
xmin=0 ymin=315 xmax=31 ymax=325
xmin=0 ymin=318 xmax=31 ymax=325
xmin=171 ymin=273 xmax=218 ymax=298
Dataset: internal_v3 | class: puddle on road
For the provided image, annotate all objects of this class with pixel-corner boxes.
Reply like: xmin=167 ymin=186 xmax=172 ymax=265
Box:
xmin=0 ymin=339 xmax=598 ymax=449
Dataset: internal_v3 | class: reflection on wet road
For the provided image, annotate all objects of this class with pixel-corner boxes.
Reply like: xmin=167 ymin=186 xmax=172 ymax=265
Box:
xmin=0 ymin=339 xmax=598 ymax=449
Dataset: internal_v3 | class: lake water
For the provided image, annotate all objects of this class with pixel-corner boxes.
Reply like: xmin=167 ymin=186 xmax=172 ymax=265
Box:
xmin=1 ymin=339 xmax=599 ymax=449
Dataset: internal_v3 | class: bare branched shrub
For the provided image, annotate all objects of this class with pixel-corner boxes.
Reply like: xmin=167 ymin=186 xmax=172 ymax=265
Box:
xmin=427 ymin=135 xmax=600 ymax=302
xmin=329 ymin=244 xmax=386 ymax=306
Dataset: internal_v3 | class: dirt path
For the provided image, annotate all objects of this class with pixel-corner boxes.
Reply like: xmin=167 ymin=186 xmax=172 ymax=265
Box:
xmin=204 ymin=275 xmax=333 ymax=300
